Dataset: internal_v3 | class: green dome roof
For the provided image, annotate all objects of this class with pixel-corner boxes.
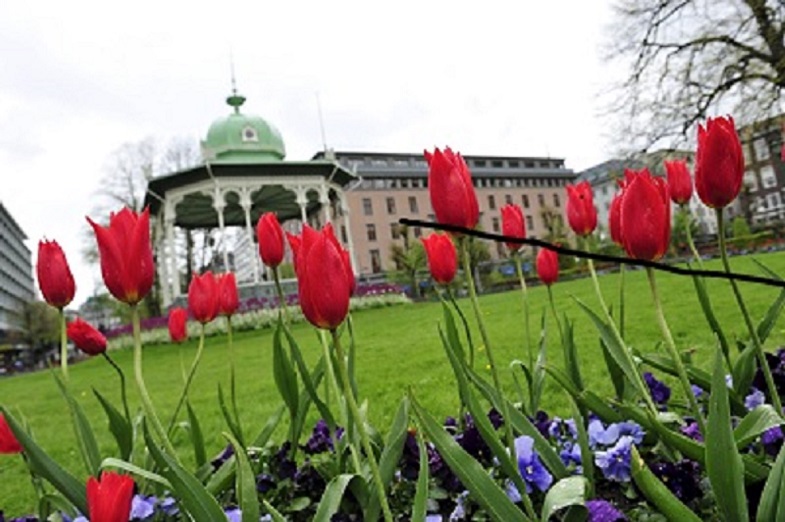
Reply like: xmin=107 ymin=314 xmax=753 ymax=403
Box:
xmin=202 ymin=93 xmax=286 ymax=163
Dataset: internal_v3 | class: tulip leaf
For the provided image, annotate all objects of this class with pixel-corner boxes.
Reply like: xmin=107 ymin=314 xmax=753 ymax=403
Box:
xmin=92 ymin=388 xmax=133 ymax=461
xmin=732 ymin=342 xmax=758 ymax=403
xmin=691 ymin=273 xmax=732 ymax=359
xmin=272 ymin=321 xmax=299 ymax=416
xmin=734 ymin=405 xmax=783 ymax=449
xmin=752 ymin=258 xmax=785 ymax=343
xmin=100 ymin=457 xmax=172 ymax=489
xmin=599 ymin=336 xmax=626 ymax=402
xmin=313 ymin=474 xmax=362 ymax=522
xmin=757 ymin=441 xmax=785 ymax=522
xmin=283 ymin=325 xmax=335 ymax=428
xmin=706 ymin=349 xmax=749 ymax=522
xmin=53 ymin=373 xmax=101 ymax=476
xmin=205 ymin=455 xmax=236 ymax=496
xmin=410 ymin=394 xmax=527 ymax=522
xmin=263 ymin=499 xmax=288 ymax=522
xmin=540 ymin=476 xmax=588 ymax=522
xmin=224 ymin=431 xmax=261 ymax=522
xmin=561 ymin=314 xmax=584 ymax=391
xmin=568 ymin=396 xmax=594 ymax=498
xmin=532 ymin=311 xmax=548 ymax=414
xmin=0 ymin=406 xmax=87 ymax=514
xmin=412 ymin=429 xmax=429 ymax=522
xmin=252 ymin=405 xmax=285 ymax=448
xmin=367 ymin=396 xmax=410 ymax=521
xmin=143 ymin=421 xmax=227 ymax=520
xmin=574 ymin=298 xmax=647 ymax=401
xmin=630 ymin=446 xmax=701 ymax=522
xmin=186 ymin=400 xmax=207 ymax=468
xmin=38 ymin=493 xmax=77 ymax=520
xmin=218 ymin=384 xmax=244 ymax=447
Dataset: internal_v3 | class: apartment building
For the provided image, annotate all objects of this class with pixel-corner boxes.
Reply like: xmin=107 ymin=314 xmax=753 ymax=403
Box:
xmin=313 ymin=151 xmax=577 ymax=275
xmin=0 ymin=202 xmax=34 ymax=341
xmin=738 ymin=115 xmax=785 ymax=224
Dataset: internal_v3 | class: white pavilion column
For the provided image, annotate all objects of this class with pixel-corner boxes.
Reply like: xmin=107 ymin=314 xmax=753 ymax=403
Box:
xmin=295 ymin=187 xmax=308 ymax=231
xmin=214 ymin=197 xmax=230 ymax=272
xmin=155 ymin=216 xmax=172 ymax=307
xmin=319 ymin=184 xmax=331 ymax=225
xmin=240 ymin=190 xmax=260 ymax=284
xmin=164 ymin=203 xmax=180 ymax=299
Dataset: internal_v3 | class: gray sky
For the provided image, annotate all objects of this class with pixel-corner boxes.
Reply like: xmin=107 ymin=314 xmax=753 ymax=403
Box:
xmin=0 ymin=0 xmax=619 ymax=307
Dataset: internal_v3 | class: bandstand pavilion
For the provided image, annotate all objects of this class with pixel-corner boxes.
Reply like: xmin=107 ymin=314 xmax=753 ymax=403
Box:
xmin=144 ymin=90 xmax=357 ymax=307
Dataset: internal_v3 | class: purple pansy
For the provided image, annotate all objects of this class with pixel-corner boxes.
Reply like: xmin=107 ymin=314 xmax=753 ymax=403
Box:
xmin=514 ymin=435 xmax=553 ymax=493
xmin=130 ymin=495 xmax=156 ymax=520
xmin=586 ymin=499 xmax=626 ymax=521
xmin=644 ymin=372 xmax=671 ymax=404
xmin=681 ymin=421 xmax=703 ymax=442
xmin=745 ymin=388 xmax=766 ymax=410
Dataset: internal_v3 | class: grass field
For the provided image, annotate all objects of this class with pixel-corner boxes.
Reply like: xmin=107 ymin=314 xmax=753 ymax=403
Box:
xmin=2 ymin=251 xmax=785 ymax=514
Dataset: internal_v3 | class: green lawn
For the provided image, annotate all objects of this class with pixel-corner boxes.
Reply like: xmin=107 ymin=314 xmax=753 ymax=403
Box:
xmin=2 ymin=251 xmax=785 ymax=515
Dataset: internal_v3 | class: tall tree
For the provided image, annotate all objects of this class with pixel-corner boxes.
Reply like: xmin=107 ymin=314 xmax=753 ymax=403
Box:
xmin=606 ymin=0 xmax=785 ymax=151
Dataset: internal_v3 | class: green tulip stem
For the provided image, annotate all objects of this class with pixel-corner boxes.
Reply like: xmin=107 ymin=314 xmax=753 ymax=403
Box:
xmin=330 ymin=328 xmax=393 ymax=522
xmin=168 ymin=323 xmax=206 ymax=435
xmin=683 ymin=206 xmax=704 ymax=268
xmin=513 ymin=253 xmax=533 ymax=372
xmin=459 ymin=238 xmax=535 ymax=520
xmin=646 ymin=267 xmax=707 ymax=434
xmin=546 ymin=285 xmax=565 ymax=347
xmin=21 ymin=453 xmax=45 ymax=507
xmin=273 ymin=268 xmax=291 ymax=324
xmin=59 ymin=309 xmax=68 ymax=382
xmin=618 ymin=263 xmax=626 ymax=338
xmin=586 ymin=253 xmax=658 ymax=415
xmin=716 ymin=209 xmax=783 ymax=417
xmin=446 ymin=287 xmax=475 ymax=369
xmin=102 ymin=352 xmax=131 ymax=424
xmin=227 ymin=316 xmax=242 ymax=437
xmin=132 ymin=305 xmax=176 ymax=456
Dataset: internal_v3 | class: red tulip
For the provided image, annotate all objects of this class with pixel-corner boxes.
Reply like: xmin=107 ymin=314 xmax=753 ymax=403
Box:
xmin=695 ymin=116 xmax=744 ymax=209
xmin=295 ymin=224 xmax=353 ymax=330
xmin=87 ymin=471 xmax=134 ymax=522
xmin=536 ymin=248 xmax=559 ymax=286
xmin=664 ymin=159 xmax=693 ymax=205
xmin=0 ymin=413 xmax=22 ymax=454
xmin=168 ymin=307 xmax=188 ymax=343
xmin=87 ymin=207 xmax=154 ymax=305
xmin=257 ymin=212 xmax=285 ymax=268
xmin=286 ymin=231 xmax=302 ymax=269
xmin=421 ymin=233 xmax=457 ymax=285
xmin=501 ymin=204 xmax=526 ymax=252
xmin=620 ymin=168 xmax=671 ymax=261
xmin=566 ymin=181 xmax=597 ymax=236
xmin=188 ymin=271 xmax=219 ymax=324
xmin=36 ymin=240 xmax=76 ymax=309
xmin=217 ymin=272 xmax=239 ymax=316
xmin=425 ymin=147 xmax=479 ymax=230
xmin=66 ymin=318 xmax=107 ymax=356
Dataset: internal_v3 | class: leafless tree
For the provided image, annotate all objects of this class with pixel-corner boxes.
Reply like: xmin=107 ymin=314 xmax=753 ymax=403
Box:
xmin=605 ymin=0 xmax=784 ymax=152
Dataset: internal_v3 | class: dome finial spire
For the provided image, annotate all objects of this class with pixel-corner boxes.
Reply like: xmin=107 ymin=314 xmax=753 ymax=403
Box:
xmin=226 ymin=53 xmax=245 ymax=114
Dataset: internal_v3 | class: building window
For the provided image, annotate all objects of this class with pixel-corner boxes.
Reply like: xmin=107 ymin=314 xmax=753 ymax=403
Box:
xmin=241 ymin=126 xmax=258 ymax=142
xmin=496 ymin=242 xmax=505 ymax=257
xmin=537 ymin=194 xmax=545 ymax=207
xmin=370 ymin=249 xmax=382 ymax=273
xmin=409 ymin=196 xmax=419 ymax=214
xmin=491 ymin=217 xmax=500 ymax=232
xmin=366 ymin=224 xmax=377 ymax=241
xmin=768 ymin=192 xmax=782 ymax=209
xmin=761 ymin=165 xmax=777 ymax=189
xmin=492 ymin=160 xmax=503 ymax=168
xmin=745 ymin=170 xmax=759 ymax=192
xmin=363 ymin=198 xmax=373 ymax=216
xmin=526 ymin=215 xmax=534 ymax=230
xmin=553 ymin=194 xmax=561 ymax=207
xmin=522 ymin=194 xmax=530 ymax=208
xmin=341 ymin=225 xmax=348 ymax=243
xmin=386 ymin=197 xmax=397 ymax=215
xmin=488 ymin=195 xmax=496 ymax=210
xmin=413 ymin=226 xmax=422 ymax=238
xmin=505 ymin=194 xmax=513 ymax=205
xmin=474 ymin=160 xmax=487 ymax=167
xmin=754 ymin=138 xmax=771 ymax=161
xmin=390 ymin=223 xmax=401 ymax=240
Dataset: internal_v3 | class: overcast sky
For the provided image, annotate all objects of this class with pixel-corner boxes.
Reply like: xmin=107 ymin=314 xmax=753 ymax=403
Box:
xmin=1 ymin=0 xmax=620 ymax=307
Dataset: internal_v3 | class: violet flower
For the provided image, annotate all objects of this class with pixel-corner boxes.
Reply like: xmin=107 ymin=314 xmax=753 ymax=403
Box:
xmin=745 ymin=388 xmax=766 ymax=411
xmin=130 ymin=494 xmax=156 ymax=520
xmin=586 ymin=499 xmax=626 ymax=521
xmin=514 ymin=435 xmax=553 ymax=493
xmin=595 ymin=436 xmax=634 ymax=482
xmin=644 ymin=372 xmax=671 ymax=404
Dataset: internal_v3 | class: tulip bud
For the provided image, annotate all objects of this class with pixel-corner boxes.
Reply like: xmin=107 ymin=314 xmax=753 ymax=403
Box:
xmin=217 ymin=272 xmax=239 ymax=317
xmin=695 ymin=116 xmax=744 ymax=209
xmin=536 ymin=248 xmax=559 ymax=286
xmin=421 ymin=233 xmax=457 ymax=285
xmin=188 ymin=271 xmax=219 ymax=324
xmin=66 ymin=318 xmax=107 ymax=356
xmin=501 ymin=204 xmax=526 ymax=252
xmin=36 ymin=240 xmax=76 ymax=309
xmin=664 ymin=160 xmax=693 ymax=205
xmin=425 ymin=147 xmax=479 ymax=230
xmin=87 ymin=471 xmax=135 ymax=522
xmin=168 ymin=307 xmax=188 ymax=343
xmin=0 ymin=413 xmax=22 ymax=454
xmin=566 ymin=181 xmax=597 ymax=237
xmin=620 ymin=169 xmax=671 ymax=261
xmin=295 ymin=224 xmax=352 ymax=330
xmin=256 ymin=212 xmax=285 ymax=268
xmin=87 ymin=207 xmax=154 ymax=305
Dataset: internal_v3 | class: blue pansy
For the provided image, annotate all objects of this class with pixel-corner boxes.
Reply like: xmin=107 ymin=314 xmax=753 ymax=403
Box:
xmin=643 ymin=372 xmax=671 ymax=404
xmin=130 ymin=494 xmax=156 ymax=520
xmin=595 ymin=436 xmax=634 ymax=482
xmin=586 ymin=499 xmax=626 ymax=521
xmin=514 ymin=435 xmax=553 ymax=493
xmin=745 ymin=388 xmax=766 ymax=410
